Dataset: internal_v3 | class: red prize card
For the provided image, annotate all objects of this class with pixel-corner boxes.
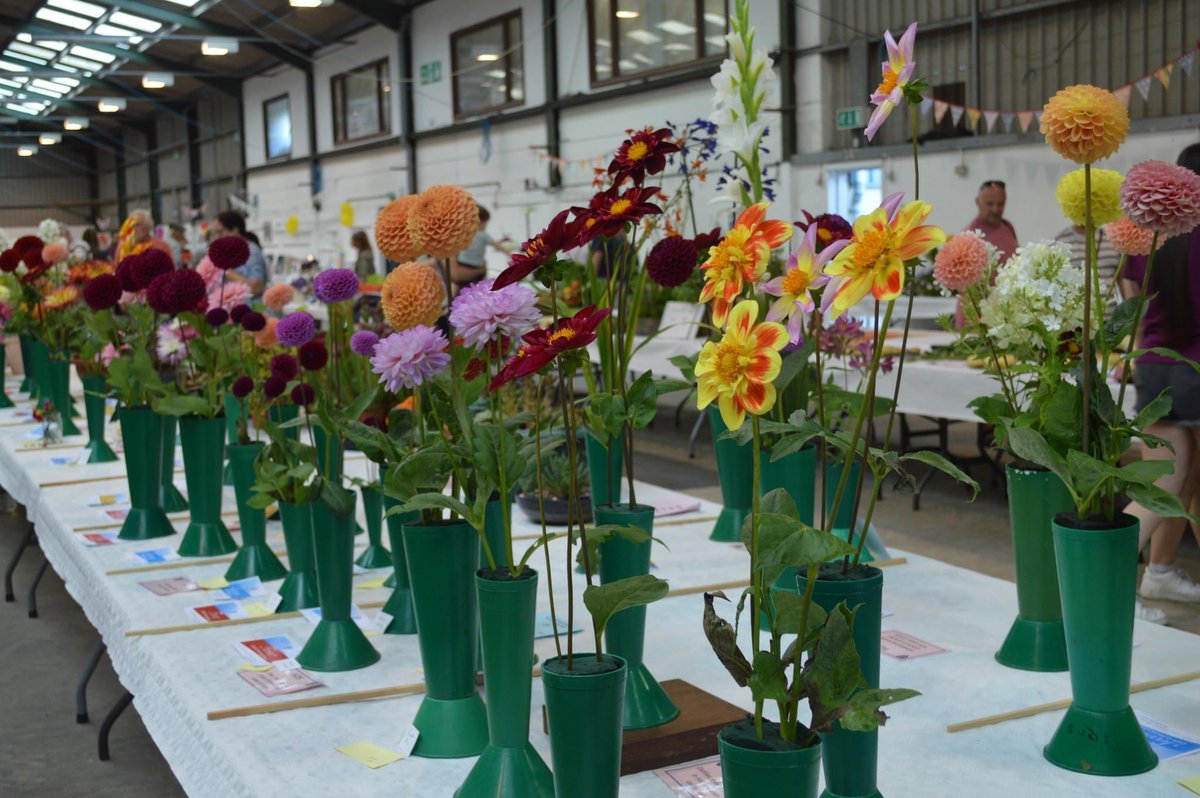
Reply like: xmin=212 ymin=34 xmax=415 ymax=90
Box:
xmin=192 ymin=605 xmax=230 ymax=623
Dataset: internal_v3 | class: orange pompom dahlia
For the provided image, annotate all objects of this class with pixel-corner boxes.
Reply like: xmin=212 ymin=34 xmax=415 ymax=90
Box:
xmin=381 ymin=261 xmax=446 ymax=331
xmin=407 ymin=185 xmax=479 ymax=258
xmin=375 ymin=195 xmax=422 ymax=262
xmin=1104 ymin=217 xmax=1155 ymax=257
xmin=253 ymin=316 xmax=279 ymax=348
xmin=1040 ymin=84 xmax=1129 ymax=164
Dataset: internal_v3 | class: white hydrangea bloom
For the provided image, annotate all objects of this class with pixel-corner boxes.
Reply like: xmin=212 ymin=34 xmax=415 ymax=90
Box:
xmin=980 ymin=240 xmax=1092 ymax=354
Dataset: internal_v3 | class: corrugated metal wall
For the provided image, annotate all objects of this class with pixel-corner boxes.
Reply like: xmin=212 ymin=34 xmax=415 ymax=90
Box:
xmin=0 ymin=145 xmax=93 ymax=228
xmin=196 ymin=95 xmax=245 ymax=218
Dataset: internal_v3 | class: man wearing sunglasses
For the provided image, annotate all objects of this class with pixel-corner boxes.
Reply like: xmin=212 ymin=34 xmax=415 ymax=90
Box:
xmin=964 ymin=180 xmax=1018 ymax=264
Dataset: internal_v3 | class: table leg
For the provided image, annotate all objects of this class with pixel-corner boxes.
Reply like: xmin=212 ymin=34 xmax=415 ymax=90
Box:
xmin=687 ymin=409 xmax=707 ymax=459
xmin=77 ymin=640 xmax=107 ymax=723
xmin=98 ymin=691 xmax=134 ymax=762
xmin=5 ymin=524 xmax=34 ymax=602
xmin=26 ymin=555 xmax=48 ymax=618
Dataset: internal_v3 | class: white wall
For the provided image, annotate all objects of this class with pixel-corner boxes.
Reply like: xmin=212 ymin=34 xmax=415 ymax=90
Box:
xmin=242 ymin=65 xmax=310 ymax=168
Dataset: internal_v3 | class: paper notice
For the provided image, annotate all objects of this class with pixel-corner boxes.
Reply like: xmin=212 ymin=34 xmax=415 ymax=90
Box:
xmin=128 ymin=547 xmax=181 ymax=565
xmin=648 ymin=496 xmax=703 ymax=517
xmin=187 ymin=601 xmax=248 ymax=623
xmin=335 ymin=741 xmax=403 ymax=769
xmin=238 ymin=667 xmax=323 ymax=698
xmin=234 ymin=635 xmax=300 ymax=666
xmin=880 ymin=630 xmax=946 ymax=659
xmin=77 ymin=532 xmax=117 ymax=547
xmin=208 ymin=576 xmax=266 ymax=601
xmin=1136 ymin=712 xmax=1200 ymax=762
xmin=1180 ymin=775 xmax=1200 ymax=796
xmin=654 ymin=756 xmax=723 ymax=797
xmin=139 ymin=577 xmax=197 ymax=596
xmin=89 ymin=492 xmax=129 ymax=507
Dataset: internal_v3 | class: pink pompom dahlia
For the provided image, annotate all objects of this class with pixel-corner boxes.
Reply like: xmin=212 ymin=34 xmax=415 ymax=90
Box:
xmin=1119 ymin=160 xmax=1200 ymax=238
xmin=933 ymin=232 xmax=991 ymax=292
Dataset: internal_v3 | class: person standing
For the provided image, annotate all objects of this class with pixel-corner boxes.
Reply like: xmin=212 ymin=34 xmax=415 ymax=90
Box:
xmin=963 ymin=180 xmax=1018 ymax=264
xmin=210 ymin=210 xmax=268 ymax=299
xmin=1054 ymin=223 xmax=1122 ymax=307
xmin=448 ymin=205 xmax=506 ymax=295
xmin=351 ymin=231 xmax=375 ymax=280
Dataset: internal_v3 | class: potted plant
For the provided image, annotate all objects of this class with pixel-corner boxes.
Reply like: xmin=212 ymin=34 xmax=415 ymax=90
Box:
xmin=516 ymin=443 xmax=590 ymax=525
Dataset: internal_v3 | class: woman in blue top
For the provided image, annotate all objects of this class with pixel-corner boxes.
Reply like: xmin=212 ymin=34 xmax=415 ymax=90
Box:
xmin=211 ymin=210 xmax=268 ymax=299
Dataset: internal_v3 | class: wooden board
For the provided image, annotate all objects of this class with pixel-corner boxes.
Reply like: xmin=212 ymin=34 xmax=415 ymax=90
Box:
xmin=618 ymin=679 xmax=745 ymax=775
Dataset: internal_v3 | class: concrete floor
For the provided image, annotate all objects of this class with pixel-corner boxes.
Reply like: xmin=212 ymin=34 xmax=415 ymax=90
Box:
xmin=1 ymin=409 xmax=1196 ymax=797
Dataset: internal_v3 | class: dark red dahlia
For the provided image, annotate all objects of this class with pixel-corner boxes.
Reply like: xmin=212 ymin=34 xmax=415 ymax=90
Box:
xmin=795 ymin=211 xmax=852 ymax=253
xmin=146 ymin=269 xmax=206 ymax=315
xmin=692 ymin=226 xmax=722 ymax=253
xmin=131 ymin=249 xmax=174 ymax=291
xmin=205 ymin=308 xmax=229 ymax=327
xmin=115 ymin=256 xmax=139 ymax=292
xmin=82 ymin=273 xmax=123 ymax=311
xmin=571 ymin=184 xmax=662 ymax=242
xmin=290 ymin=383 xmax=315 ymax=406
xmin=230 ymin=375 xmax=255 ymax=399
xmin=270 ymin=354 xmax=299 ymax=381
xmin=208 ymin=236 xmax=250 ymax=271
xmin=240 ymin=311 xmax=266 ymax=332
xmin=493 ymin=210 xmax=587 ymax=290
xmin=298 ymin=341 xmax=328 ymax=371
xmin=646 ymin=236 xmax=698 ymax=288
xmin=0 ymin=249 xmax=20 ymax=273
xmin=263 ymin=375 xmax=287 ymax=399
xmin=230 ymin=304 xmax=252 ymax=324
xmin=607 ymin=127 xmax=680 ymax=186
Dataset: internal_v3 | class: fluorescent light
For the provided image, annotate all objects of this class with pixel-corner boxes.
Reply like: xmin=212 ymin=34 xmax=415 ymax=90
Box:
xmin=625 ymin=30 xmax=660 ymax=44
xmin=47 ymin=0 xmax=105 ymax=18
xmin=35 ymin=41 xmax=68 ymax=52
xmin=9 ymin=43 xmax=58 ymax=60
xmin=5 ymin=53 xmax=49 ymax=66
xmin=484 ymin=69 xmax=506 ymax=78
xmin=5 ymin=104 xmax=41 ymax=116
xmin=162 ymin=0 xmax=202 ymax=6
xmin=59 ymin=56 xmax=102 ymax=70
xmin=34 ymin=8 xmax=93 ymax=30
xmin=17 ymin=145 xmax=38 ymax=156
xmin=142 ymin=72 xmax=173 ymax=89
xmin=63 ymin=116 xmax=88 ymax=130
xmin=657 ymin=21 xmax=695 ymax=35
xmin=39 ymin=133 xmax=61 ymax=145
xmin=95 ymin=24 xmax=136 ymax=38
xmin=69 ymin=46 xmax=115 ymax=64
xmin=108 ymin=12 xmax=163 ymax=33
xmin=615 ymin=9 xmax=639 ymax=18
xmin=201 ymin=38 xmax=238 ymax=56
xmin=289 ymin=0 xmax=333 ymax=6
xmin=475 ymin=52 xmax=500 ymax=62
xmin=32 ymin=79 xmax=69 ymax=94
xmin=0 ymin=60 xmax=28 ymax=72
xmin=97 ymin=97 xmax=126 ymax=112
xmin=16 ymin=33 xmax=31 ymax=43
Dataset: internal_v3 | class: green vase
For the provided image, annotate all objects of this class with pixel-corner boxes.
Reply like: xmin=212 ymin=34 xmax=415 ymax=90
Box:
xmin=824 ymin=459 xmax=862 ymax=531
xmin=718 ymin=724 xmax=822 ymax=798
xmin=160 ymin=415 xmax=189 ymax=513
xmin=117 ymin=406 xmax=176 ymax=541
xmin=595 ymin=503 xmax=678 ymax=730
xmin=0 ymin=344 xmax=13 ymax=408
xmin=27 ymin=339 xmax=51 ymax=410
xmin=543 ymin=654 xmax=628 ymax=798
xmin=225 ymin=442 xmax=287 ymax=582
xmin=176 ymin=415 xmax=237 ymax=557
xmin=18 ymin=335 xmax=33 ymax=396
xmin=710 ymin=407 xmax=753 ymax=542
xmin=297 ymin=495 xmax=381 ymax=671
xmin=585 ymin=432 xmax=623 ymax=508
xmin=404 ymin=520 xmax=488 ymax=758
xmin=312 ymin=425 xmax=344 ymax=480
xmin=797 ymin=564 xmax=883 ymax=798
xmin=46 ymin=355 xmax=79 ymax=435
xmin=996 ymin=465 xmax=1072 ymax=672
xmin=268 ymin=403 xmax=300 ymax=440
xmin=761 ymin=445 xmax=817 ymax=625
xmin=455 ymin=569 xmax=554 ymax=798
xmin=381 ymin=497 xmax=417 ymax=634
xmin=221 ymin=392 xmax=242 ymax=486
xmin=1043 ymin=512 xmax=1157 ymax=776
xmin=276 ymin=500 xmax=320 ymax=611
xmin=355 ymin=485 xmax=392 ymax=569
xmin=79 ymin=375 xmax=117 ymax=462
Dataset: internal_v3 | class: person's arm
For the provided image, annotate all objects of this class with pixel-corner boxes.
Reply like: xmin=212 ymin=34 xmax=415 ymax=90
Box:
xmin=448 ymin=255 xmax=486 ymax=284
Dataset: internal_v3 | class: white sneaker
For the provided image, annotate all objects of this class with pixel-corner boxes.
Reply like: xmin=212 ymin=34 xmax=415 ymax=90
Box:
xmin=1139 ymin=567 xmax=1200 ymax=603
xmin=1135 ymin=601 xmax=1168 ymax=625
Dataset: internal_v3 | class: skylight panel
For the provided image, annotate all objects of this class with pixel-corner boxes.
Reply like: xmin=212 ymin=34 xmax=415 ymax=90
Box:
xmin=0 ymin=60 xmax=29 ymax=72
xmin=95 ymin=24 xmax=136 ymax=38
xmin=34 ymin=8 xmax=94 ymax=30
xmin=58 ymin=55 xmax=103 ymax=70
xmin=4 ymin=52 xmax=48 ymax=66
xmin=69 ymin=46 xmax=116 ymax=64
xmin=161 ymin=0 xmax=203 ymax=6
xmin=10 ymin=43 xmax=59 ymax=60
xmin=109 ymin=11 xmax=163 ymax=33
xmin=32 ymin=79 xmax=70 ymax=94
xmin=46 ymin=0 xmax=106 ymax=18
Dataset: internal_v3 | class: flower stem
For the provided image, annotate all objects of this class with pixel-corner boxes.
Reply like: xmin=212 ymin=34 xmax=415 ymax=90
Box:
xmin=750 ymin=413 xmax=763 ymax=738
xmin=533 ymin=375 xmax=563 ymax=662
xmin=1080 ymin=163 xmax=1094 ymax=517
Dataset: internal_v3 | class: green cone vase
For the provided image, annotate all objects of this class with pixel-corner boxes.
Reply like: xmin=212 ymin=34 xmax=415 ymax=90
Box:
xmin=117 ymin=406 xmax=176 ymax=540
xmin=80 ymin=375 xmax=117 ymax=462
xmin=824 ymin=459 xmax=862 ymax=531
xmin=225 ymin=442 xmax=287 ymax=582
xmin=276 ymin=500 xmax=320 ymax=611
xmin=268 ymin=404 xmax=300 ymax=440
xmin=18 ymin=335 xmax=33 ymax=396
xmin=27 ymin=339 xmax=51 ymax=407
xmin=996 ymin=465 xmax=1072 ymax=672
xmin=595 ymin=503 xmax=678 ymax=730
xmin=176 ymin=415 xmax=237 ymax=557
xmin=710 ymin=407 xmax=753 ymax=542
xmin=312 ymin=425 xmax=344 ymax=479
xmin=761 ymin=445 xmax=817 ymax=627
xmin=381 ymin=497 xmax=417 ymax=634
xmin=482 ymin=496 xmax=510 ymax=570
xmin=221 ymin=392 xmax=243 ymax=486
xmin=159 ymin=415 xmax=189 ymax=512
xmin=543 ymin=654 xmax=628 ymax=798
xmin=355 ymin=485 xmax=391 ymax=569
xmin=0 ymin=344 xmax=14 ymax=408
xmin=585 ymin=432 xmax=623 ymax=508
xmin=718 ymin=725 xmax=822 ymax=798
xmin=1044 ymin=513 xmax=1157 ymax=776
xmin=297 ymin=496 xmax=381 ymax=671
xmin=47 ymin=356 xmax=80 ymax=435
xmin=404 ymin=520 xmax=488 ymax=758
xmin=797 ymin=564 xmax=883 ymax=798
xmin=455 ymin=569 xmax=554 ymax=798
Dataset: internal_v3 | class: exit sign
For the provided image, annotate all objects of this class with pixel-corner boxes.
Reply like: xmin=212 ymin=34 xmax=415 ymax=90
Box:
xmin=836 ymin=106 xmax=867 ymax=131
xmin=420 ymin=61 xmax=442 ymax=85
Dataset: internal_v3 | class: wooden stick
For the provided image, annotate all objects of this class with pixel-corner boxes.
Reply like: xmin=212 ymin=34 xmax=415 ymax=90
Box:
xmin=14 ymin=442 xmax=87 ymax=452
xmin=78 ymin=508 xmax=237 ymax=533
xmin=41 ymin=466 xmax=183 ymax=488
xmin=666 ymin=558 xmax=907 ymax=598
xmin=946 ymin=669 xmax=1200 ymax=733
xmin=104 ymin=545 xmax=279 ymax=576
xmin=125 ymin=600 xmax=386 ymax=637
xmin=510 ymin=515 xmax=719 ymax=541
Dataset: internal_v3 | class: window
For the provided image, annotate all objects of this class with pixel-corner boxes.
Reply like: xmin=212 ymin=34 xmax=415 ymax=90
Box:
xmin=451 ymin=11 xmax=523 ymax=117
xmin=332 ymin=58 xmax=391 ymax=145
xmin=263 ymin=94 xmax=292 ymax=161
xmin=589 ymin=0 xmax=726 ymax=85
xmin=827 ymin=167 xmax=882 ymax=224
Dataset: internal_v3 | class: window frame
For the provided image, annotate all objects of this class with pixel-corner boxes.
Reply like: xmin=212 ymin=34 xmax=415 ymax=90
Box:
xmin=586 ymin=0 xmax=728 ymax=87
xmin=450 ymin=10 xmax=524 ymax=119
xmin=331 ymin=57 xmax=391 ymax=146
xmin=262 ymin=93 xmax=292 ymax=162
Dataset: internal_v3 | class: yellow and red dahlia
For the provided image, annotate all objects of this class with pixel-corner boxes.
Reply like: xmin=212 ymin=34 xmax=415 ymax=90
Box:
xmin=698 ymin=202 xmax=792 ymax=328
xmin=43 ymin=284 xmax=80 ymax=311
xmin=695 ymin=299 xmax=787 ymax=431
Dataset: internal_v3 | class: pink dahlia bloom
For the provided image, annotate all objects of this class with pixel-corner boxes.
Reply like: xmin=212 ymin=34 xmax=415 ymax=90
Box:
xmin=933 ymin=232 xmax=991 ymax=292
xmin=1104 ymin=217 xmax=1155 ymax=256
xmin=263 ymin=283 xmax=295 ymax=312
xmin=207 ymin=280 xmax=252 ymax=311
xmin=195 ymin=256 xmax=222 ymax=292
xmin=371 ymin=325 xmax=450 ymax=392
xmin=448 ymin=277 xmax=540 ymax=350
xmin=41 ymin=242 xmax=69 ymax=264
xmin=1119 ymin=160 xmax=1200 ymax=238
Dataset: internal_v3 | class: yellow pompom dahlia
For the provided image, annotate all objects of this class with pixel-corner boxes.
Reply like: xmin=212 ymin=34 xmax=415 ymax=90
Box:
xmin=1055 ymin=167 xmax=1123 ymax=226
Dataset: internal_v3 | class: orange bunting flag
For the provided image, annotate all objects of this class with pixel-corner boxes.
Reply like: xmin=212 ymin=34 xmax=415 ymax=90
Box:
xmin=933 ymin=100 xmax=948 ymax=123
xmin=965 ymin=108 xmax=981 ymax=130
xmin=1112 ymin=85 xmax=1133 ymax=107
xmin=1016 ymin=110 xmax=1034 ymax=133
xmin=1156 ymin=64 xmax=1173 ymax=89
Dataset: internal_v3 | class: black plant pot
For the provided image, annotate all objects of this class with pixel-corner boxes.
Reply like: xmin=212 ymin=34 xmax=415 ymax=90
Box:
xmin=516 ymin=492 xmax=592 ymax=526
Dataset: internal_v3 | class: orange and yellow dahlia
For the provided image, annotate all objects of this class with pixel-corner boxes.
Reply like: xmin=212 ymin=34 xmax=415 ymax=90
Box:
xmin=698 ymin=202 xmax=792 ymax=328
xmin=407 ymin=185 xmax=479 ymax=258
xmin=1040 ymin=84 xmax=1129 ymax=165
xmin=375 ymin=195 xmax=422 ymax=262
xmin=381 ymin=261 xmax=446 ymax=331
xmin=695 ymin=299 xmax=787 ymax=431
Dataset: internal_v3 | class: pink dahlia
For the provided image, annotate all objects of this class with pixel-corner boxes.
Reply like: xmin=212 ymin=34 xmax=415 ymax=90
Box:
xmin=1105 ymin=217 xmax=1155 ymax=257
xmin=448 ymin=277 xmax=540 ymax=350
xmin=207 ymin=280 xmax=252 ymax=311
xmin=1119 ymin=160 xmax=1200 ymax=238
xmin=195 ymin=256 xmax=222 ymax=292
xmin=263 ymin=283 xmax=295 ymax=312
xmin=933 ymin=232 xmax=991 ymax=292
xmin=41 ymin=242 xmax=69 ymax=264
xmin=371 ymin=325 xmax=451 ymax=392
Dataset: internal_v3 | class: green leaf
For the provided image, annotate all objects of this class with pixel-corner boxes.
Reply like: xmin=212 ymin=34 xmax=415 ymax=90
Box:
xmin=1137 ymin=348 xmax=1200 ymax=374
xmin=1125 ymin=483 xmax=1199 ymax=523
xmin=152 ymin=394 xmax=214 ymax=417
xmin=1133 ymin=390 xmax=1173 ymax=431
xmin=747 ymin=650 xmax=790 ymax=705
xmin=626 ymin=371 xmax=661 ymax=430
xmin=582 ymin=574 xmax=669 ymax=638
xmin=741 ymin=512 xmax=803 ymax=559
xmin=802 ymin=602 xmax=864 ymax=730
xmin=1118 ymin=459 xmax=1175 ymax=486
xmin=669 ymin=353 xmax=698 ymax=381
xmin=760 ymin=488 xmax=799 ymax=520
xmin=838 ymin=688 xmax=922 ymax=732
xmin=1103 ymin=297 xmax=1141 ymax=344
xmin=771 ymin=590 xmax=827 ymax=638
xmin=396 ymin=492 xmax=475 ymax=525
xmin=766 ymin=526 xmax=857 ymax=572
xmin=899 ymin=451 xmax=980 ymax=499
xmin=775 ymin=339 xmax=815 ymax=393
xmin=1038 ymin=381 xmax=1082 ymax=454
xmin=1064 ymin=449 xmax=1116 ymax=502
xmin=1006 ymin=425 xmax=1073 ymax=493
xmin=319 ymin=480 xmax=355 ymax=517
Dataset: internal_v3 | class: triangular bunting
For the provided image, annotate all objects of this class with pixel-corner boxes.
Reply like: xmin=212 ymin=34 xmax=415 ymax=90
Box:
xmin=1179 ymin=51 xmax=1195 ymax=76
xmin=949 ymin=105 xmax=964 ymax=126
xmin=1136 ymin=75 xmax=1153 ymax=100
xmin=1017 ymin=110 xmax=1034 ymax=133
xmin=1156 ymin=64 xmax=1173 ymax=89
xmin=933 ymin=100 xmax=948 ymax=123
xmin=965 ymin=108 xmax=981 ymax=130
xmin=983 ymin=110 xmax=999 ymax=132
xmin=1113 ymin=85 xmax=1133 ymax=107
xmin=1002 ymin=112 xmax=1015 ymax=132
xmin=920 ymin=96 xmax=932 ymax=116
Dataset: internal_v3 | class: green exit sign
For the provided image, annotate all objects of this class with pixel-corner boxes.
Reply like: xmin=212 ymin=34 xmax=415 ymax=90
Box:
xmin=420 ymin=61 xmax=442 ymax=85
xmin=836 ymin=106 xmax=867 ymax=131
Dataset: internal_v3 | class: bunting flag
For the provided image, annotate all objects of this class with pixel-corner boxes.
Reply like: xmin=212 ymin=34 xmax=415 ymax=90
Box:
xmin=1180 ymin=51 xmax=1195 ymax=76
xmin=965 ymin=108 xmax=981 ymax=130
xmin=1113 ymin=85 xmax=1133 ymax=107
xmin=1136 ymin=75 xmax=1153 ymax=100
xmin=950 ymin=105 xmax=964 ymax=126
xmin=933 ymin=100 xmax=948 ymax=123
xmin=1156 ymin=64 xmax=1174 ymax=89
xmin=920 ymin=95 xmax=933 ymax=116
xmin=1017 ymin=110 xmax=1034 ymax=133
xmin=983 ymin=110 xmax=999 ymax=132
xmin=1001 ymin=112 xmax=1015 ymax=132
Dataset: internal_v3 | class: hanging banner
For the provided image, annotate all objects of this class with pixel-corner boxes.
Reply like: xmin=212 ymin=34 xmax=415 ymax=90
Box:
xmin=950 ymin=105 xmax=964 ymax=126
xmin=1001 ymin=112 xmax=1015 ymax=132
xmin=1017 ymin=111 xmax=1034 ymax=133
xmin=1156 ymin=64 xmax=1173 ymax=90
xmin=933 ymin=100 xmax=948 ymax=123
xmin=339 ymin=202 xmax=354 ymax=228
xmin=1113 ymin=85 xmax=1133 ymax=107
xmin=1179 ymin=51 xmax=1195 ymax=76
xmin=1136 ymin=75 xmax=1153 ymax=100
xmin=965 ymin=108 xmax=981 ymax=130
xmin=285 ymin=215 xmax=299 ymax=235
